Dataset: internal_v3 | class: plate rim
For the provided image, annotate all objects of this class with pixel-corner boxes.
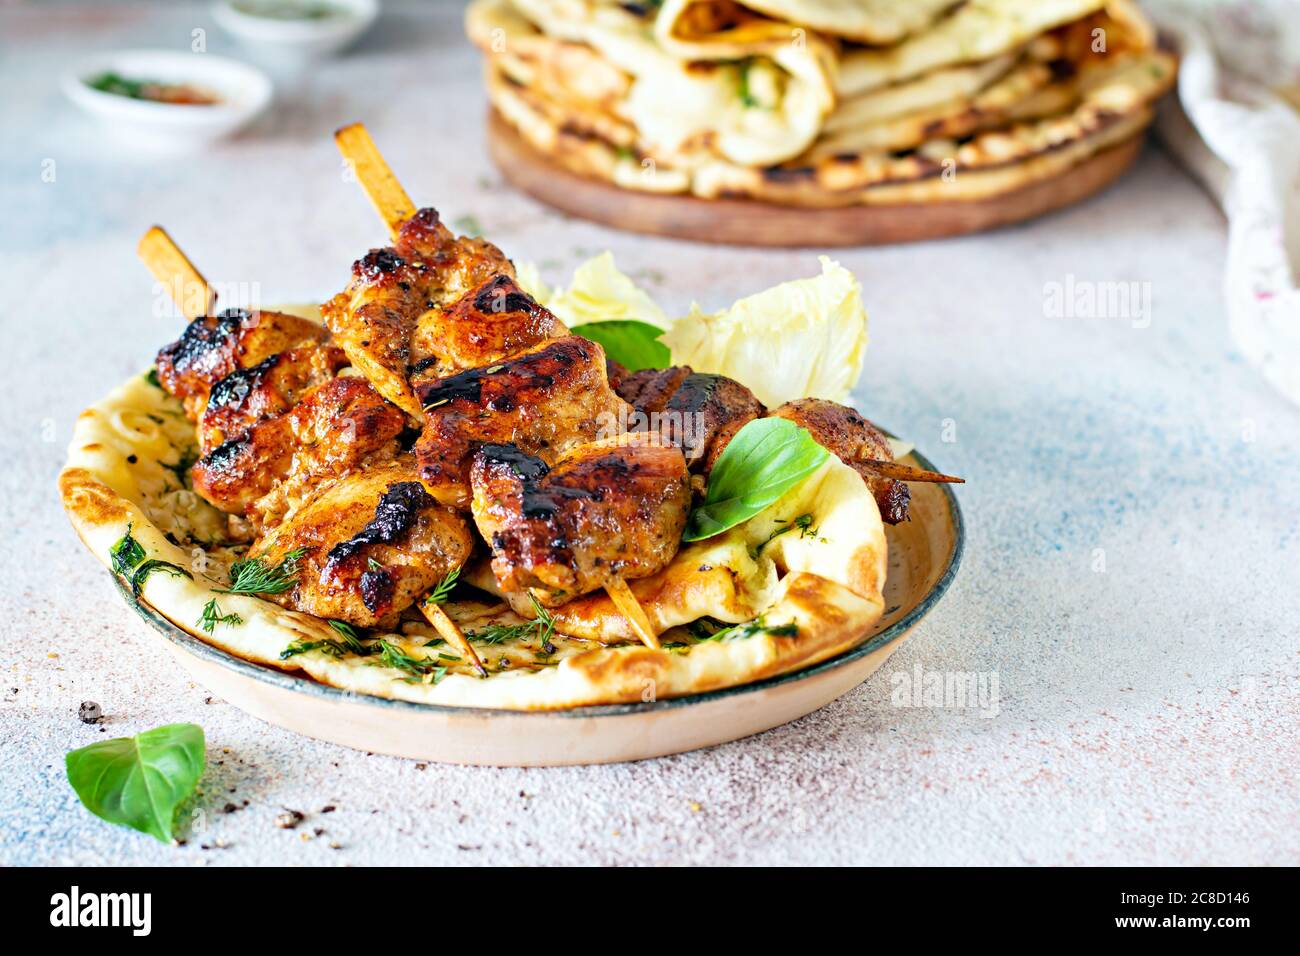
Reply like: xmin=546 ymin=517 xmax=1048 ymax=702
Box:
xmin=120 ymin=445 xmax=964 ymax=719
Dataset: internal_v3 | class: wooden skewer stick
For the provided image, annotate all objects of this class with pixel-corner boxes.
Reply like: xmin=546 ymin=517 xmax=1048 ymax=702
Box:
xmin=335 ymin=121 xmax=665 ymax=653
xmin=419 ymin=598 xmax=488 ymax=678
xmin=137 ymin=226 xmax=215 ymax=321
xmin=605 ymin=577 xmax=661 ymax=651
xmin=857 ymin=460 xmax=964 ymax=484
xmin=334 ymin=123 xmax=416 ymax=241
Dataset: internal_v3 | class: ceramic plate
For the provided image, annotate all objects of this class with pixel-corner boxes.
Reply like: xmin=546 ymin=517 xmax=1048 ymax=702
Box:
xmin=117 ymin=446 xmax=963 ymax=766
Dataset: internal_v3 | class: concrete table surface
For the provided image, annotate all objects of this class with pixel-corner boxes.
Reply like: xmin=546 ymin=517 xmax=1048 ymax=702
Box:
xmin=1 ymin=2 xmax=1296 ymax=867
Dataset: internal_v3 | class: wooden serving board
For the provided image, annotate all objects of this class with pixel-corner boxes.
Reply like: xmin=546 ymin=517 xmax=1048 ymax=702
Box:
xmin=487 ymin=109 xmax=1148 ymax=248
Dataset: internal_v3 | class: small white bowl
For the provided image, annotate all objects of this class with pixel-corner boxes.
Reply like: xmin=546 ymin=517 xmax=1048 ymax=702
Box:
xmin=212 ymin=0 xmax=378 ymax=64
xmin=63 ymin=50 xmax=272 ymax=152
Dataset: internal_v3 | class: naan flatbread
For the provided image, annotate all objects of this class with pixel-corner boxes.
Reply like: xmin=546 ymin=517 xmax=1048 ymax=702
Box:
xmin=837 ymin=0 xmax=1111 ymax=96
xmin=488 ymin=0 xmax=835 ymax=167
xmin=60 ymin=368 xmax=887 ymax=710
xmin=812 ymin=4 xmax=1157 ymax=159
xmin=736 ymin=0 xmax=959 ymax=45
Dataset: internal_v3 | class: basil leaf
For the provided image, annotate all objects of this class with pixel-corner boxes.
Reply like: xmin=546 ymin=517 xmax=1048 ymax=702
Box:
xmin=684 ymin=418 xmax=829 ymax=541
xmin=65 ymin=723 xmax=205 ymax=844
xmin=572 ymin=320 xmax=670 ymax=371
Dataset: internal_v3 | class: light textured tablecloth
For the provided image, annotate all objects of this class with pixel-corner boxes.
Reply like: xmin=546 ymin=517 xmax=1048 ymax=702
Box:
xmin=1 ymin=1 xmax=1297 ymax=867
xmin=1151 ymin=0 xmax=1300 ymax=406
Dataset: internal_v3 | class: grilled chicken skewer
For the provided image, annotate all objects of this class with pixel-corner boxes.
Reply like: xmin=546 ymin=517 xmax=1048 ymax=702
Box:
xmin=413 ymin=334 xmax=629 ymax=507
xmin=138 ymin=226 xmax=215 ymax=321
xmin=333 ymin=124 xmax=668 ymax=651
xmin=325 ymin=124 xmax=514 ymax=419
xmin=469 ymin=436 xmax=692 ymax=650
xmin=616 ymin=369 xmax=963 ymax=524
xmin=140 ymin=229 xmax=488 ymax=673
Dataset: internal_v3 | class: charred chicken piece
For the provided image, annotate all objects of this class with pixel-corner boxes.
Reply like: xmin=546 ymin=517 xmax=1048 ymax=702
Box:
xmin=470 ymin=435 xmax=690 ymax=607
xmin=197 ymin=344 xmax=349 ymax=454
xmin=323 ymin=207 xmax=513 ymax=418
xmin=616 ymin=366 xmax=765 ymax=474
xmin=413 ymin=335 xmax=630 ymax=509
xmin=247 ymin=459 xmax=473 ymax=628
xmin=155 ymin=308 xmax=328 ymax=420
xmin=191 ymin=375 xmax=407 ymax=529
xmin=406 ymin=274 xmax=568 ymax=393
xmin=768 ymin=399 xmax=911 ymax=524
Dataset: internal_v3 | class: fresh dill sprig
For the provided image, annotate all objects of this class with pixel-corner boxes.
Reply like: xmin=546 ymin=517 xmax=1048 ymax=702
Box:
xmin=464 ymin=596 xmax=556 ymax=653
xmin=280 ymin=621 xmax=376 ymax=662
xmin=464 ymin=621 xmax=533 ymax=646
xmin=198 ymin=598 xmax=242 ymax=633
xmin=529 ymin=594 xmax=557 ymax=655
xmin=424 ymin=566 xmax=460 ymax=606
xmin=280 ymin=637 xmax=351 ymax=661
xmin=375 ymin=639 xmax=449 ymax=685
xmin=218 ymin=547 xmax=308 ymax=596
xmin=703 ymin=616 xmax=799 ymax=643
xmin=327 ymin=619 xmax=372 ymax=655
xmin=750 ymin=513 xmax=818 ymax=558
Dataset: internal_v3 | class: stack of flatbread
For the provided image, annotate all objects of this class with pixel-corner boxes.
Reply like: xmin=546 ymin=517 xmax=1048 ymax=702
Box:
xmin=467 ymin=0 xmax=1177 ymax=206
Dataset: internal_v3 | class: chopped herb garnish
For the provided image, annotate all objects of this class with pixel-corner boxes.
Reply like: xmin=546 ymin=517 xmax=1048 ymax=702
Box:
xmin=109 ymin=524 xmax=147 ymax=577
xmin=703 ymin=617 xmax=798 ymax=643
xmin=198 ymin=598 xmax=242 ymax=633
xmin=737 ymin=59 xmax=759 ymax=108
xmin=161 ymin=448 xmax=197 ymax=489
xmin=280 ymin=620 xmax=375 ymax=661
xmin=463 ymin=595 xmax=556 ymax=653
xmin=424 ymin=566 xmax=460 ymax=606
xmin=280 ymin=638 xmax=350 ymax=660
xmin=130 ymin=559 xmax=192 ymax=598
xmin=218 ymin=547 xmax=307 ymax=596
xmin=464 ymin=621 xmax=533 ymax=646
xmin=375 ymin=640 xmax=449 ymax=685
xmin=529 ymin=594 xmax=557 ymax=655
xmin=327 ymin=619 xmax=371 ymax=654
xmin=750 ymin=513 xmax=818 ymax=557
xmin=143 ymin=368 xmax=163 ymax=389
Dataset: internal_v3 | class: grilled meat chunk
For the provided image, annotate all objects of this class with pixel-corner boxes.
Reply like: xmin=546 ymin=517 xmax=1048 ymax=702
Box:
xmin=155 ymin=308 xmax=328 ymax=420
xmin=470 ymin=435 xmax=690 ymax=607
xmin=407 ymin=274 xmax=567 ymax=392
xmin=616 ymin=366 xmax=765 ymax=473
xmin=247 ymin=460 xmax=473 ymax=628
xmin=614 ymin=366 xmax=692 ymax=411
xmin=768 ymin=399 xmax=910 ymax=524
xmin=191 ymin=376 xmax=407 ymax=529
xmin=413 ymin=335 xmax=630 ymax=508
xmin=197 ymin=344 xmax=349 ymax=453
xmin=323 ymin=207 xmax=513 ymax=418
